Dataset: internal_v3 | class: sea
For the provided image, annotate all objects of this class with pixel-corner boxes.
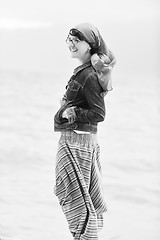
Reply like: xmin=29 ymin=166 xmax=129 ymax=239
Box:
xmin=0 ymin=68 xmax=160 ymax=240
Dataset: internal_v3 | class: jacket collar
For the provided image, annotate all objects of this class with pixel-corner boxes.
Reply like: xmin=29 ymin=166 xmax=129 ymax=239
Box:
xmin=73 ymin=61 xmax=91 ymax=75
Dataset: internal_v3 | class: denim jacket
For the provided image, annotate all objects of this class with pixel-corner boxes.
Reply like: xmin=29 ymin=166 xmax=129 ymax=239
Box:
xmin=54 ymin=61 xmax=106 ymax=133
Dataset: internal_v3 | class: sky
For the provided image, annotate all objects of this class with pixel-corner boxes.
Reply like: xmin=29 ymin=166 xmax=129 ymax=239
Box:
xmin=0 ymin=0 xmax=159 ymax=29
xmin=0 ymin=0 xmax=159 ymax=74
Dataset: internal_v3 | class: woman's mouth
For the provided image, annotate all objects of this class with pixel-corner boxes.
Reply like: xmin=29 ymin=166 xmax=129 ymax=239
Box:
xmin=69 ymin=47 xmax=78 ymax=53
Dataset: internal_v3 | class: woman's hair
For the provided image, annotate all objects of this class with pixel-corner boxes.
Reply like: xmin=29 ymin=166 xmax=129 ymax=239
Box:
xmin=69 ymin=28 xmax=88 ymax=42
xmin=68 ymin=23 xmax=116 ymax=62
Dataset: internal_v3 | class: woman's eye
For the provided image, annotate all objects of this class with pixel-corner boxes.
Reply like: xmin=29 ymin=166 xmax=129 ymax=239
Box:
xmin=73 ymin=39 xmax=79 ymax=44
xmin=66 ymin=37 xmax=80 ymax=45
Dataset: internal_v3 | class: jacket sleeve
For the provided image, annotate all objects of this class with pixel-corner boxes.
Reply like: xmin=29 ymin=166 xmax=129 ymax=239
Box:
xmin=75 ymin=73 xmax=106 ymax=123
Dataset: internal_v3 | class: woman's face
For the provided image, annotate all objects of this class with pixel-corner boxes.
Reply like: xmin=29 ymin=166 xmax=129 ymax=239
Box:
xmin=66 ymin=35 xmax=91 ymax=64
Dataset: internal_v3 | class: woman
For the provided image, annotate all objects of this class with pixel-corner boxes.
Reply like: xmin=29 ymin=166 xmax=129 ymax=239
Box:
xmin=54 ymin=23 xmax=115 ymax=240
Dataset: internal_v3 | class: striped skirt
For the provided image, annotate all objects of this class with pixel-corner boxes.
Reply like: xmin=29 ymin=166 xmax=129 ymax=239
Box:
xmin=54 ymin=130 xmax=107 ymax=240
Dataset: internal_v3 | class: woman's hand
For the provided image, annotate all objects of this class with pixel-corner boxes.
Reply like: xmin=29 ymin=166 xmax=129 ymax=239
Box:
xmin=62 ymin=106 xmax=76 ymax=124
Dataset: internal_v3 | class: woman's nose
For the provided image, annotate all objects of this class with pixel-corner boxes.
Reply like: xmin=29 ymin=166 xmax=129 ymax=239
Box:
xmin=69 ymin=40 xmax=75 ymax=47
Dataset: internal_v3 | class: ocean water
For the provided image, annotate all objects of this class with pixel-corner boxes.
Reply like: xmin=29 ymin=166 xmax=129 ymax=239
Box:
xmin=0 ymin=69 xmax=160 ymax=240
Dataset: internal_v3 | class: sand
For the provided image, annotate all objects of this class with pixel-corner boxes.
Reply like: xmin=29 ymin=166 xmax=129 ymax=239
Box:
xmin=0 ymin=69 xmax=160 ymax=240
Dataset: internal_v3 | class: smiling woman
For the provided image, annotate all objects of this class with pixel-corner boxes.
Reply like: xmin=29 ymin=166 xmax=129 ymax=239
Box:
xmin=53 ymin=22 xmax=116 ymax=240
xmin=66 ymin=35 xmax=92 ymax=64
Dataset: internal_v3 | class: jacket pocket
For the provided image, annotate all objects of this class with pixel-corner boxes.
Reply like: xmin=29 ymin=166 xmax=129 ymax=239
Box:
xmin=66 ymin=80 xmax=81 ymax=101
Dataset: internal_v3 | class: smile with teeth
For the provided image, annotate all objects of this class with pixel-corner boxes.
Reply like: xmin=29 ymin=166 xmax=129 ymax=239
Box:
xmin=70 ymin=47 xmax=78 ymax=52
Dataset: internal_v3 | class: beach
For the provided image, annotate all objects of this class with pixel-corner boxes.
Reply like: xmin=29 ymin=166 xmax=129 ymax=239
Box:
xmin=0 ymin=0 xmax=160 ymax=238
xmin=0 ymin=68 xmax=159 ymax=240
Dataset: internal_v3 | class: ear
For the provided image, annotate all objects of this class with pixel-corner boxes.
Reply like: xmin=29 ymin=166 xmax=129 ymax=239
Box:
xmin=86 ymin=46 xmax=91 ymax=54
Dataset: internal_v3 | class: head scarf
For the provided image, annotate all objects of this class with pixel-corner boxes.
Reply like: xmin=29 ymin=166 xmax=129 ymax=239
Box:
xmin=70 ymin=22 xmax=108 ymax=55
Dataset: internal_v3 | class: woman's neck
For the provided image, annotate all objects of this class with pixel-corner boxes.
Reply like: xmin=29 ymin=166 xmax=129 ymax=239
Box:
xmin=79 ymin=54 xmax=91 ymax=65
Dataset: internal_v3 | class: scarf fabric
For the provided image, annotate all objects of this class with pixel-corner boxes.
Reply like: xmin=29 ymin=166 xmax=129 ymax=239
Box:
xmin=73 ymin=23 xmax=116 ymax=93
